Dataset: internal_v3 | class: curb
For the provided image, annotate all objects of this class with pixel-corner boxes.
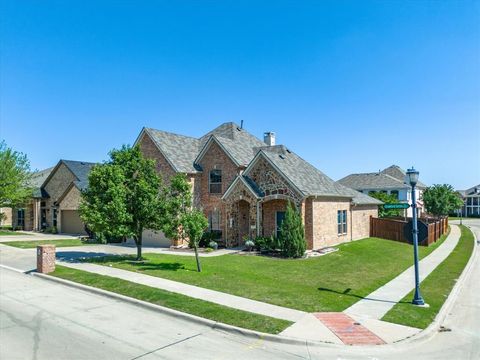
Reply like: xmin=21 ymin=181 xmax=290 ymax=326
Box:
xmin=31 ymin=271 xmax=312 ymax=347
xmin=398 ymin=224 xmax=478 ymax=345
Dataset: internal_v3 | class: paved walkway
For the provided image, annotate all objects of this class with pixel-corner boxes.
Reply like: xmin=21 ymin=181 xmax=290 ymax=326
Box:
xmin=345 ymin=225 xmax=461 ymax=320
xmin=58 ymin=261 xmax=306 ymax=322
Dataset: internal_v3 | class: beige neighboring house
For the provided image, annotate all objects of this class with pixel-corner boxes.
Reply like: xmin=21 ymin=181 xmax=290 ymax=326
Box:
xmin=11 ymin=160 xmax=95 ymax=234
xmin=136 ymin=122 xmax=381 ymax=249
xmin=0 ymin=207 xmax=13 ymax=227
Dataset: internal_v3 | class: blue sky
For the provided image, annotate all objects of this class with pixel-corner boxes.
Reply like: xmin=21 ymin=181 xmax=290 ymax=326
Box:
xmin=1 ymin=1 xmax=479 ymax=189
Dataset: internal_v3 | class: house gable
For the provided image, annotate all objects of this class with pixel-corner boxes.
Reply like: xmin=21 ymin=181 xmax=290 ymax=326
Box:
xmin=136 ymin=130 xmax=177 ymax=184
xmin=244 ymin=152 xmax=304 ymax=205
xmin=42 ymin=162 xmax=77 ymax=203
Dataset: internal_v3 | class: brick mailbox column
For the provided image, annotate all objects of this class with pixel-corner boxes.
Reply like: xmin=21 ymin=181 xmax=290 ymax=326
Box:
xmin=37 ymin=245 xmax=56 ymax=274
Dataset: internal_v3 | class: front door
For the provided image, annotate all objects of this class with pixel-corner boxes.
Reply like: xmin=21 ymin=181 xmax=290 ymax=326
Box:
xmin=238 ymin=200 xmax=250 ymax=243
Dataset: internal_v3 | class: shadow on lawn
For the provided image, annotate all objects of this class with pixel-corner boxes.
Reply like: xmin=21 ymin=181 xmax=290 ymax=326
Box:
xmin=72 ymin=254 xmax=188 ymax=272
xmin=317 ymin=287 xmax=410 ymax=305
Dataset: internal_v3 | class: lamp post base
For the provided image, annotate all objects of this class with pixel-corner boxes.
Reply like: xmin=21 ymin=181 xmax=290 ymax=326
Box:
xmin=412 ymin=300 xmax=430 ymax=308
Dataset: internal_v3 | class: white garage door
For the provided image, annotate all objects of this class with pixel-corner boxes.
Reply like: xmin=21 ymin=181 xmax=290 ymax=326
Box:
xmin=61 ymin=210 xmax=86 ymax=235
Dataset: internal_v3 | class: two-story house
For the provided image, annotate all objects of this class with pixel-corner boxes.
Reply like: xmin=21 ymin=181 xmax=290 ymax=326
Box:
xmin=136 ymin=122 xmax=381 ymax=249
xmin=458 ymin=184 xmax=480 ymax=217
xmin=338 ymin=165 xmax=427 ymax=217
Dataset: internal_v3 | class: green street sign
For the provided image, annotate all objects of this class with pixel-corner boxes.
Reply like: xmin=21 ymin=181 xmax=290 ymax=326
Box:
xmin=383 ymin=203 xmax=410 ymax=209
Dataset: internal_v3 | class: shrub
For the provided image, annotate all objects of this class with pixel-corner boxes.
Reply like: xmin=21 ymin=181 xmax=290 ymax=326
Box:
xmin=208 ymin=240 xmax=218 ymax=250
xmin=255 ymin=235 xmax=278 ymax=252
xmin=245 ymin=240 xmax=255 ymax=251
xmin=278 ymin=203 xmax=306 ymax=258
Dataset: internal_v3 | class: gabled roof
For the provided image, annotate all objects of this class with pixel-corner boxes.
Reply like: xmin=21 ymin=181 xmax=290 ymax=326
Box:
xmin=338 ymin=165 xmax=428 ymax=191
xmin=381 ymin=165 xmax=427 ymax=189
xmin=142 ymin=128 xmax=201 ymax=173
xmin=40 ymin=160 xmax=96 ymax=198
xmin=222 ymin=175 xmax=264 ymax=200
xmin=29 ymin=167 xmax=55 ymax=198
xmin=460 ymin=184 xmax=480 ymax=197
xmin=338 ymin=172 xmax=408 ymax=191
xmin=140 ymin=122 xmax=265 ymax=173
xmin=245 ymin=146 xmax=382 ymax=205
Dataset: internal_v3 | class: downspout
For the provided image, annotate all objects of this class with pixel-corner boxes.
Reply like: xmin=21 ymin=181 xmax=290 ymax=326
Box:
xmin=350 ymin=202 xmax=354 ymax=241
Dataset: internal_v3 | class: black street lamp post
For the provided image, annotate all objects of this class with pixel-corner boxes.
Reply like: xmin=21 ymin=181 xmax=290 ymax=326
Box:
xmin=406 ymin=167 xmax=426 ymax=306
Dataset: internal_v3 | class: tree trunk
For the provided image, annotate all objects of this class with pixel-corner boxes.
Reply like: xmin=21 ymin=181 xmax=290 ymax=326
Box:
xmin=194 ymin=244 xmax=202 ymax=272
xmin=136 ymin=231 xmax=143 ymax=260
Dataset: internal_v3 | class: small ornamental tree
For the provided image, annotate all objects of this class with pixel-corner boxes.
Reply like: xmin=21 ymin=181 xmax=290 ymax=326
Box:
xmin=279 ymin=202 xmax=306 ymax=258
xmin=368 ymin=192 xmax=402 ymax=218
xmin=162 ymin=173 xmax=208 ymax=272
xmin=182 ymin=209 xmax=209 ymax=272
xmin=162 ymin=173 xmax=192 ymax=244
xmin=80 ymin=145 xmax=165 ymax=260
xmin=0 ymin=141 xmax=32 ymax=208
xmin=422 ymin=184 xmax=464 ymax=218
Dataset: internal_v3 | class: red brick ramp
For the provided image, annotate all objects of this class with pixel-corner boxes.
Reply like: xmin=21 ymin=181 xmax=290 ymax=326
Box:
xmin=315 ymin=312 xmax=385 ymax=345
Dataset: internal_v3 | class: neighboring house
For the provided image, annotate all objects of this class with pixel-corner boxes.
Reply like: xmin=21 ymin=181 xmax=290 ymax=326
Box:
xmin=457 ymin=185 xmax=480 ymax=217
xmin=12 ymin=160 xmax=95 ymax=234
xmin=0 ymin=208 xmax=12 ymax=227
xmin=338 ymin=165 xmax=427 ymax=218
xmin=136 ymin=122 xmax=381 ymax=249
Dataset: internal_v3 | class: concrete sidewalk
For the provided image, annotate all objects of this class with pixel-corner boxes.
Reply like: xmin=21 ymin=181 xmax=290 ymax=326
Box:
xmin=345 ymin=225 xmax=460 ymax=320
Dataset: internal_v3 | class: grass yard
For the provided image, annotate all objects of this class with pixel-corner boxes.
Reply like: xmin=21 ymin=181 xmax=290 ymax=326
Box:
xmin=2 ymin=239 xmax=91 ymax=249
xmin=382 ymin=225 xmax=474 ymax=329
xmin=0 ymin=230 xmax=31 ymax=236
xmin=51 ymin=265 xmax=292 ymax=334
xmin=87 ymin=230 xmax=450 ymax=313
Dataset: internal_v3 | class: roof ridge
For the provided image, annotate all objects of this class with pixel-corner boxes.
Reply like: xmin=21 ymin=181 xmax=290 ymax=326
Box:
xmin=145 ymin=127 xmax=200 ymax=141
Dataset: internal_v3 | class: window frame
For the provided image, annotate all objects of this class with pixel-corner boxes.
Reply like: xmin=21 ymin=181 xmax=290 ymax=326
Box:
xmin=337 ymin=210 xmax=347 ymax=235
xmin=209 ymin=169 xmax=222 ymax=194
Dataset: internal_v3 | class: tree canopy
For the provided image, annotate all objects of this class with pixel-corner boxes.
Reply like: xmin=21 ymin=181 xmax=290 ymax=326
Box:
xmin=368 ymin=191 xmax=403 ymax=218
xmin=422 ymin=184 xmax=464 ymax=217
xmin=0 ymin=141 xmax=32 ymax=209
xmin=80 ymin=145 xmax=165 ymax=259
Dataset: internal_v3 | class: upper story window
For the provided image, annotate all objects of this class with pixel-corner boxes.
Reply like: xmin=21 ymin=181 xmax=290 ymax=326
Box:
xmin=337 ymin=210 xmax=347 ymax=235
xmin=209 ymin=169 xmax=222 ymax=194
xmin=390 ymin=190 xmax=399 ymax=200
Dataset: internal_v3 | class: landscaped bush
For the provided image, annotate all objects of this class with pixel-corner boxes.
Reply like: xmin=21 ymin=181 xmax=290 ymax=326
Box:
xmin=254 ymin=235 xmax=277 ymax=252
xmin=200 ymin=230 xmax=222 ymax=247
xmin=208 ymin=240 xmax=218 ymax=250
xmin=245 ymin=240 xmax=255 ymax=251
xmin=278 ymin=203 xmax=306 ymax=258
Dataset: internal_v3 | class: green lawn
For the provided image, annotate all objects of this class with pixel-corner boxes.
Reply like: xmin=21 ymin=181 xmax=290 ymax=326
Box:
xmin=382 ymin=225 xmax=474 ymax=329
xmin=0 ymin=230 xmax=31 ymax=236
xmin=86 ymin=230 xmax=450 ymax=313
xmin=51 ymin=265 xmax=291 ymax=334
xmin=2 ymin=239 xmax=91 ymax=249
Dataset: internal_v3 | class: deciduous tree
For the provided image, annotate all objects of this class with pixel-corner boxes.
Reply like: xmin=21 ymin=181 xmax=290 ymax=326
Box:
xmin=80 ymin=145 xmax=165 ymax=260
xmin=422 ymin=184 xmax=464 ymax=217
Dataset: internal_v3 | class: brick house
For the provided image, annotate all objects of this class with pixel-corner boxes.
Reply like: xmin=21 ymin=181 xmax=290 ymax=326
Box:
xmin=136 ymin=122 xmax=381 ymax=249
xmin=11 ymin=160 xmax=95 ymax=234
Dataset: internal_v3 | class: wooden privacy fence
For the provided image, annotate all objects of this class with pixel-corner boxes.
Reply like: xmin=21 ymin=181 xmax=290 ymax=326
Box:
xmin=370 ymin=216 xmax=448 ymax=246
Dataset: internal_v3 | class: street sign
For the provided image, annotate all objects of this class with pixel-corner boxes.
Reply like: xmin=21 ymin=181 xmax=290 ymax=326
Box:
xmin=383 ymin=203 xmax=410 ymax=209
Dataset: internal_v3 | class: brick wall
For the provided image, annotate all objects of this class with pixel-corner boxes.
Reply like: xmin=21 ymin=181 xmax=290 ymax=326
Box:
xmin=0 ymin=208 xmax=12 ymax=227
xmin=59 ymin=186 xmax=82 ymax=210
xmin=197 ymin=140 xmax=240 ymax=236
xmin=311 ymin=197 xmax=351 ymax=248
xmin=262 ymin=199 xmax=288 ymax=238
xmin=351 ymin=205 xmax=378 ymax=240
xmin=44 ymin=163 xmax=76 ymax=204
xmin=138 ymin=132 xmax=177 ymax=185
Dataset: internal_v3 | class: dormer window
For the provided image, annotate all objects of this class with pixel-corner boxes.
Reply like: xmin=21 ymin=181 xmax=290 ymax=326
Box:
xmin=209 ymin=169 xmax=222 ymax=194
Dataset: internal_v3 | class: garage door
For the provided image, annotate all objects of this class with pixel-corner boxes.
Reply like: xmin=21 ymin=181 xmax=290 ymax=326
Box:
xmin=141 ymin=230 xmax=171 ymax=247
xmin=61 ymin=210 xmax=86 ymax=234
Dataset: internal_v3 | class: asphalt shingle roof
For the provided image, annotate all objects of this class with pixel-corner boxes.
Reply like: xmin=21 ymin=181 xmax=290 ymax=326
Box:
xmin=29 ymin=167 xmax=55 ymax=198
xmin=338 ymin=165 xmax=428 ymax=191
xmin=257 ymin=146 xmax=382 ymax=205
xmin=62 ymin=160 xmax=96 ymax=183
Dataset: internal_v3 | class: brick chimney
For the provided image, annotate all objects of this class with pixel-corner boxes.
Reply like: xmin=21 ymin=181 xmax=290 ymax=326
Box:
xmin=264 ymin=132 xmax=276 ymax=146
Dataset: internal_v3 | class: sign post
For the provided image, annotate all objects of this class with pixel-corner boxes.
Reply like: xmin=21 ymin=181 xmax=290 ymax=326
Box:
xmin=383 ymin=203 xmax=410 ymax=210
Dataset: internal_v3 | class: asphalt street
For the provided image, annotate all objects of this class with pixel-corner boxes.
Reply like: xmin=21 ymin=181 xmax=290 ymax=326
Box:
xmin=0 ymin=219 xmax=479 ymax=360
